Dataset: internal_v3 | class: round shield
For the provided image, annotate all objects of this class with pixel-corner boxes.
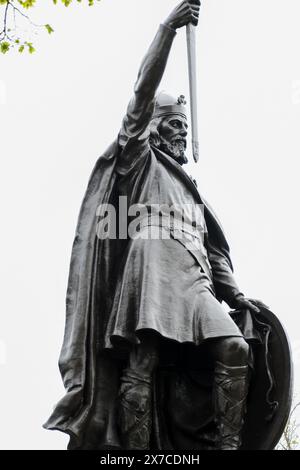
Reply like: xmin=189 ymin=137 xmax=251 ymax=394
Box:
xmin=239 ymin=307 xmax=293 ymax=450
xmin=155 ymin=306 xmax=293 ymax=450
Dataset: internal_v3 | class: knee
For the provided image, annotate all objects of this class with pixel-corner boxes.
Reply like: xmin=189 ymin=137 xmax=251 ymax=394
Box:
xmin=137 ymin=350 xmax=159 ymax=375
xmin=215 ymin=337 xmax=249 ymax=366
xmin=129 ymin=341 xmax=159 ymax=376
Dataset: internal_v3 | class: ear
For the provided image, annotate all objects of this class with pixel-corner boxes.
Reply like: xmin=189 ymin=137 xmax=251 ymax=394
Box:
xmin=149 ymin=129 xmax=161 ymax=148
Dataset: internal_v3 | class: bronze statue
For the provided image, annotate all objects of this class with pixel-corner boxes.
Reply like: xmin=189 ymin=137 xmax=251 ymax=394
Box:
xmin=44 ymin=1 xmax=292 ymax=450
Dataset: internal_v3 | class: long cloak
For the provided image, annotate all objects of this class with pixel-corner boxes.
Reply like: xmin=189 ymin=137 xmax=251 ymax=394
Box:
xmin=43 ymin=142 xmax=273 ymax=449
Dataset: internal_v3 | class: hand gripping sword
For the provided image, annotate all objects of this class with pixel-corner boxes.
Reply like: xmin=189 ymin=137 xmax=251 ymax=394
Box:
xmin=186 ymin=23 xmax=199 ymax=163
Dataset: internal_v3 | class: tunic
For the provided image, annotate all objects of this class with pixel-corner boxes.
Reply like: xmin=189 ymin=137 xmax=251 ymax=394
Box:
xmin=104 ymin=148 xmax=242 ymax=349
xmin=103 ymin=24 xmax=242 ymax=349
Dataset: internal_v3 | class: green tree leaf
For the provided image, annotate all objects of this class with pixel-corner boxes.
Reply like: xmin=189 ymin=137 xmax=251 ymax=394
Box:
xmin=45 ymin=24 xmax=54 ymax=34
xmin=0 ymin=41 xmax=10 ymax=54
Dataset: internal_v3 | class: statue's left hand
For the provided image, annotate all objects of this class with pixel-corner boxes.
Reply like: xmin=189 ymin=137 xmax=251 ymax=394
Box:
xmin=230 ymin=295 xmax=269 ymax=314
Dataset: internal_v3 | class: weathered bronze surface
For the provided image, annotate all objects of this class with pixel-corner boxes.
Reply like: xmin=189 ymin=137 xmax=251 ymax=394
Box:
xmin=44 ymin=1 xmax=292 ymax=450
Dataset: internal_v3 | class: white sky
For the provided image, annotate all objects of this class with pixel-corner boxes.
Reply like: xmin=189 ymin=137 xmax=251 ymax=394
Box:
xmin=0 ymin=0 xmax=300 ymax=449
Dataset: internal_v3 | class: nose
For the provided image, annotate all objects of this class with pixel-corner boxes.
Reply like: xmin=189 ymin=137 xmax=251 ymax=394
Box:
xmin=180 ymin=126 xmax=188 ymax=137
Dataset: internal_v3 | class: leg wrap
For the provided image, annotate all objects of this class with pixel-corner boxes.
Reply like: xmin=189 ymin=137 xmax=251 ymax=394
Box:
xmin=118 ymin=368 xmax=152 ymax=450
xmin=213 ymin=361 xmax=249 ymax=450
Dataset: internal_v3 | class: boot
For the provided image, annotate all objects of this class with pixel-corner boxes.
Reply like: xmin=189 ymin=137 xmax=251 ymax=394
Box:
xmin=118 ymin=368 xmax=152 ymax=450
xmin=213 ymin=361 xmax=249 ymax=450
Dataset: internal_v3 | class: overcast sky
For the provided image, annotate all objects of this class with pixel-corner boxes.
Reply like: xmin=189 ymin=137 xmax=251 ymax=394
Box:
xmin=0 ymin=0 xmax=300 ymax=449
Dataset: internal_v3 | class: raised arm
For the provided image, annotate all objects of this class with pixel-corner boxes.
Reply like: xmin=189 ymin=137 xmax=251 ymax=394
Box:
xmin=117 ymin=1 xmax=200 ymax=172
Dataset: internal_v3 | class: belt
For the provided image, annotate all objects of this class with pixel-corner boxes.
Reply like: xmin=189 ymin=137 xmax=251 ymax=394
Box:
xmin=137 ymin=217 xmax=213 ymax=281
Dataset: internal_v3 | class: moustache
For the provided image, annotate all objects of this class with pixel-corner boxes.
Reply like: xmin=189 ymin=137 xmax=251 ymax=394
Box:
xmin=171 ymin=138 xmax=187 ymax=149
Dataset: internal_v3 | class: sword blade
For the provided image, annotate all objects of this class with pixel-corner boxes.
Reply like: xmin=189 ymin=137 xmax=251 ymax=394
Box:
xmin=186 ymin=23 xmax=200 ymax=163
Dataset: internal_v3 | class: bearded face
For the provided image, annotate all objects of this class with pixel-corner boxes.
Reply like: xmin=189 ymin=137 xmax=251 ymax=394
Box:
xmin=158 ymin=115 xmax=188 ymax=165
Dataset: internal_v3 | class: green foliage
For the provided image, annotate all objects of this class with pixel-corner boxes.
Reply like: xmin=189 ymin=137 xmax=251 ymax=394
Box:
xmin=277 ymin=400 xmax=300 ymax=450
xmin=0 ymin=40 xmax=9 ymax=53
xmin=45 ymin=23 xmax=54 ymax=34
xmin=18 ymin=1 xmax=37 ymax=9
xmin=0 ymin=0 xmax=101 ymax=54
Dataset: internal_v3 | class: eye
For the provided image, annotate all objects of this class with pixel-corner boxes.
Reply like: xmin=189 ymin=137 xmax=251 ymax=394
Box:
xmin=170 ymin=120 xmax=180 ymax=129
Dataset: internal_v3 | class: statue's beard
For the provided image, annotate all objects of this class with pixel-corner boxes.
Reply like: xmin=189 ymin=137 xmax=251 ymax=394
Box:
xmin=159 ymin=137 xmax=188 ymax=165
